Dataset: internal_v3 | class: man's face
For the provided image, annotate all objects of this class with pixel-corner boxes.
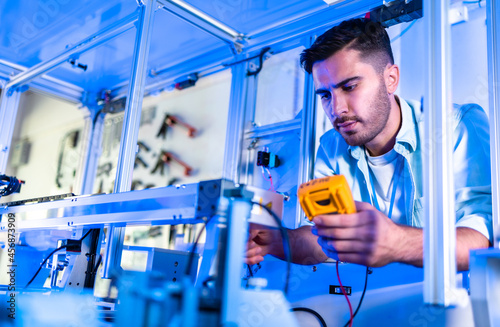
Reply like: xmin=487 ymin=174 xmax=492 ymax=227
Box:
xmin=312 ymin=48 xmax=391 ymax=147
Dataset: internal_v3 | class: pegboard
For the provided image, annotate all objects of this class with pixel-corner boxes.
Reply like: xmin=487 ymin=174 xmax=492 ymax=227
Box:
xmin=93 ymin=70 xmax=231 ymax=194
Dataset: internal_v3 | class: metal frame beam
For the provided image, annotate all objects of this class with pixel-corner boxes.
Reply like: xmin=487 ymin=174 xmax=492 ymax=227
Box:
xmin=423 ymin=0 xmax=461 ymax=306
xmin=73 ymin=108 xmax=105 ymax=195
xmin=0 ymin=89 xmax=21 ymax=173
xmin=295 ymin=36 xmax=317 ymax=228
xmin=157 ymin=0 xmax=244 ymax=48
xmin=103 ymin=0 xmax=157 ymax=279
xmin=0 ymin=181 xmax=219 ymax=231
xmin=222 ymin=62 xmax=251 ymax=183
xmin=0 ymin=59 xmax=84 ymax=104
xmin=486 ymin=0 xmax=500 ymax=248
xmin=243 ymin=0 xmax=381 ymax=53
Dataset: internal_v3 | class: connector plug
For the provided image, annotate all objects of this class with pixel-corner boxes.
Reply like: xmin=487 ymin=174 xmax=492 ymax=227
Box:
xmin=57 ymin=239 xmax=82 ymax=253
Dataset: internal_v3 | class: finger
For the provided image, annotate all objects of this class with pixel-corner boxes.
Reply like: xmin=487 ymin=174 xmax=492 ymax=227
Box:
xmin=313 ymin=213 xmax=364 ymax=228
xmin=245 ymin=255 xmax=264 ymax=265
xmin=245 ymin=246 xmax=262 ymax=258
xmin=312 ymin=225 xmax=369 ymax=241
xmin=247 ymin=241 xmax=260 ymax=250
xmin=354 ymin=201 xmax=375 ymax=212
xmin=318 ymin=237 xmax=371 ymax=253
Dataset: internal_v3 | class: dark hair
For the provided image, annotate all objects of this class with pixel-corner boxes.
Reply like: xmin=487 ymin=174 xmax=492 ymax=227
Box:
xmin=300 ymin=18 xmax=394 ymax=74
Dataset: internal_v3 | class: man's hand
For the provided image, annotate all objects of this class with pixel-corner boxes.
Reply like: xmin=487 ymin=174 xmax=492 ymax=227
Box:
xmin=312 ymin=201 xmax=408 ymax=267
xmin=246 ymin=227 xmax=282 ymax=265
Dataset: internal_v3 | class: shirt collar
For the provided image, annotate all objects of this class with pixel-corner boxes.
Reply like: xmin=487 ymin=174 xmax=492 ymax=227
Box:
xmin=348 ymin=96 xmax=418 ymax=160
xmin=394 ymin=96 xmax=418 ymax=153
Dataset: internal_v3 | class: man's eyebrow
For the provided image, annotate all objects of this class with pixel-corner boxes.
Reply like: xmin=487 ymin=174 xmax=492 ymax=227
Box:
xmin=315 ymin=76 xmax=361 ymax=94
xmin=332 ymin=76 xmax=361 ymax=89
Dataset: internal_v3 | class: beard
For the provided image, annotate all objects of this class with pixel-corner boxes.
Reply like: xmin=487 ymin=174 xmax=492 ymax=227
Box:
xmin=333 ymin=82 xmax=392 ymax=147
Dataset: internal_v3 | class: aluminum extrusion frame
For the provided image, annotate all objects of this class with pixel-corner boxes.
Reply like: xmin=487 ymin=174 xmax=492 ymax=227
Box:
xmin=222 ymin=62 xmax=251 ymax=183
xmin=0 ymin=180 xmax=223 ymax=231
xmin=423 ymin=0 xmax=462 ymax=306
xmin=104 ymin=0 xmax=157 ymax=279
xmin=295 ymin=36 xmax=317 ymax=229
xmin=486 ymin=0 xmax=500 ymax=248
xmin=158 ymin=0 xmax=244 ymax=49
xmin=0 ymin=89 xmax=21 ymax=173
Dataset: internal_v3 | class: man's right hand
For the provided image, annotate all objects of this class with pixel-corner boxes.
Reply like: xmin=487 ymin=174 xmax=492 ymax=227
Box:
xmin=245 ymin=227 xmax=282 ymax=265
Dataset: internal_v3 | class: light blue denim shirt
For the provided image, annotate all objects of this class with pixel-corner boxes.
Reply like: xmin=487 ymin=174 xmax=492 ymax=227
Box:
xmin=313 ymin=97 xmax=493 ymax=242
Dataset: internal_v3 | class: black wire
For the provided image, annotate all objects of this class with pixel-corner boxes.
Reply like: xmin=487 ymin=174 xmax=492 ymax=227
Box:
xmin=185 ymin=221 xmax=210 ymax=277
xmin=93 ymin=254 xmax=103 ymax=274
xmin=246 ymin=47 xmax=271 ymax=76
xmin=247 ymin=263 xmax=254 ymax=277
xmin=224 ymin=47 xmax=271 ymax=68
xmin=92 ymin=109 xmax=103 ymax=127
xmin=25 ymin=230 xmax=92 ymax=289
xmin=79 ymin=229 xmax=92 ymax=242
xmin=25 ymin=245 xmax=68 ymax=288
xmin=291 ymin=307 xmax=327 ymax=327
xmin=251 ymin=201 xmax=291 ymax=295
xmin=343 ymin=267 xmax=371 ymax=327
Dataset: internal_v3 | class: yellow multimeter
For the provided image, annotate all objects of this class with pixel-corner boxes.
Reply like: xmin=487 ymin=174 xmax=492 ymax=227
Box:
xmin=298 ymin=175 xmax=356 ymax=221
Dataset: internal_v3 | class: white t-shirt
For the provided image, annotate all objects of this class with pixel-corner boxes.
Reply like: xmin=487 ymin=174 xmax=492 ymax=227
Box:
xmin=366 ymin=148 xmax=406 ymax=224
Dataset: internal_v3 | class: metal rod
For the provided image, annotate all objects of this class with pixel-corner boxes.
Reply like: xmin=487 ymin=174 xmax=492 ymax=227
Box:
xmin=245 ymin=118 xmax=302 ymax=139
xmin=423 ymin=0 xmax=459 ymax=306
xmin=73 ymin=108 xmax=105 ymax=195
xmin=222 ymin=63 xmax=249 ymax=183
xmin=158 ymin=0 xmax=242 ymax=41
xmin=0 ymin=89 xmax=22 ymax=173
xmin=220 ymin=198 xmax=252 ymax=325
xmin=486 ymin=0 xmax=500 ymax=248
xmin=0 ymin=59 xmax=84 ymax=103
xmin=4 ymin=11 xmax=139 ymax=92
xmin=102 ymin=0 xmax=156 ymax=279
xmin=0 ymin=181 xmax=222 ymax=231
xmin=295 ymin=37 xmax=317 ymax=228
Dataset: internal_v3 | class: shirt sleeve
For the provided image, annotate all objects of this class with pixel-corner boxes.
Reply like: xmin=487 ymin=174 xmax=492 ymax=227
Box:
xmin=453 ymin=104 xmax=493 ymax=243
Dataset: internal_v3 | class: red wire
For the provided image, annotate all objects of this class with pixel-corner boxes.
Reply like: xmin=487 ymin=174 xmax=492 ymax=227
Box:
xmin=268 ymin=171 xmax=275 ymax=192
xmin=261 ymin=167 xmax=275 ymax=192
xmin=336 ymin=260 xmax=353 ymax=327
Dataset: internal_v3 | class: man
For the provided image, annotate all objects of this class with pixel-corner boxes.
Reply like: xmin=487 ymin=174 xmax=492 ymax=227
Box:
xmin=247 ymin=18 xmax=492 ymax=271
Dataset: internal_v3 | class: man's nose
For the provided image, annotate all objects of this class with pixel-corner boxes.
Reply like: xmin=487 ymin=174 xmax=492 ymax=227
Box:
xmin=331 ymin=93 xmax=348 ymax=118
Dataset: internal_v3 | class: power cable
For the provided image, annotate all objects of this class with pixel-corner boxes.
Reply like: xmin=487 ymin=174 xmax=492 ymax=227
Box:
xmin=291 ymin=307 xmax=327 ymax=327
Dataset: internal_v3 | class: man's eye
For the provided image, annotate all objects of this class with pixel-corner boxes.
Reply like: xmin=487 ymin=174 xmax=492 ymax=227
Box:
xmin=342 ymin=84 xmax=356 ymax=92
xmin=320 ymin=93 xmax=330 ymax=100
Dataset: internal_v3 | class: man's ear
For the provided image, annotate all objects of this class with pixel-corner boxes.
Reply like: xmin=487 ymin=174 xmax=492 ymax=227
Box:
xmin=385 ymin=64 xmax=399 ymax=94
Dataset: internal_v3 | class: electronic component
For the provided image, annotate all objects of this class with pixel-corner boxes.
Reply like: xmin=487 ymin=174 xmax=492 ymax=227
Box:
xmin=368 ymin=0 xmax=423 ymax=27
xmin=175 ymin=73 xmax=198 ymax=90
xmin=298 ymin=175 xmax=356 ymax=221
xmin=257 ymin=151 xmax=280 ymax=168
xmin=57 ymin=239 xmax=82 ymax=253
xmin=330 ymin=285 xmax=352 ymax=295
